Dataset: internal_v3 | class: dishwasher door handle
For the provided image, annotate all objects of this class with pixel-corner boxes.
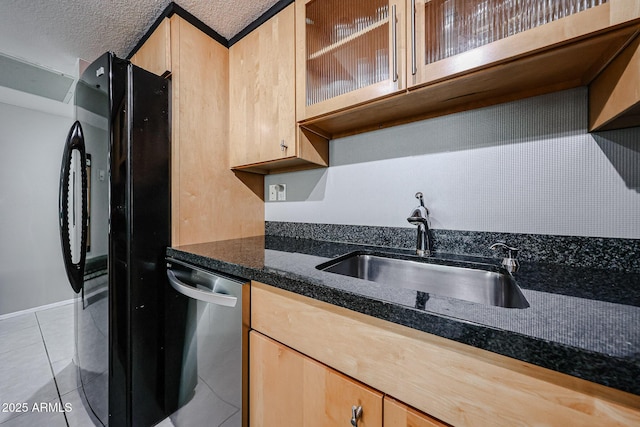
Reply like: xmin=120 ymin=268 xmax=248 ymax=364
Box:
xmin=167 ymin=269 xmax=238 ymax=307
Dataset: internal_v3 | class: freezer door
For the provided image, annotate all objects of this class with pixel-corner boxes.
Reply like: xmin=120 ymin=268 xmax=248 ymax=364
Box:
xmin=73 ymin=52 xmax=114 ymax=427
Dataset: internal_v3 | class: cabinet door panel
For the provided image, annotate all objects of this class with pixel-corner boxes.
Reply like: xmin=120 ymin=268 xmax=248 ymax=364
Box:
xmin=230 ymin=4 xmax=296 ymax=167
xmin=384 ymin=397 xmax=450 ymax=427
xmin=296 ymin=0 xmax=406 ymax=120
xmin=250 ymin=331 xmax=383 ymax=427
xmin=409 ymin=0 xmax=634 ymax=88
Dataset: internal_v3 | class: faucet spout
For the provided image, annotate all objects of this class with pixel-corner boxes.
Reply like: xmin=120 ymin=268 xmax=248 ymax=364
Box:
xmin=407 ymin=192 xmax=431 ymax=256
xmin=414 ymin=222 xmax=430 ymax=257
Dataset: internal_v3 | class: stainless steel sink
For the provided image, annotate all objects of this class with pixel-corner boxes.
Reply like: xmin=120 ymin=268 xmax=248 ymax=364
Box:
xmin=316 ymin=251 xmax=529 ymax=309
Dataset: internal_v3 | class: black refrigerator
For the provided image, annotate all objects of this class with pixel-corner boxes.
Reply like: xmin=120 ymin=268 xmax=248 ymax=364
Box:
xmin=58 ymin=52 xmax=179 ymax=427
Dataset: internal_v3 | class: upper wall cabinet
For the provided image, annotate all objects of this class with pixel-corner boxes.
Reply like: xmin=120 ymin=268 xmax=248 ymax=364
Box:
xmin=296 ymin=0 xmax=407 ymax=120
xmin=589 ymin=31 xmax=640 ymax=131
xmin=298 ymin=0 xmax=640 ymax=138
xmin=230 ymin=3 xmax=329 ymax=174
xmin=409 ymin=0 xmax=622 ymax=88
xmin=130 ymin=18 xmax=172 ymax=77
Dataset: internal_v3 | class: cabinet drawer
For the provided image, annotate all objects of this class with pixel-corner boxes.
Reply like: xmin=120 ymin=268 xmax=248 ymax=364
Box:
xmin=250 ymin=331 xmax=383 ymax=427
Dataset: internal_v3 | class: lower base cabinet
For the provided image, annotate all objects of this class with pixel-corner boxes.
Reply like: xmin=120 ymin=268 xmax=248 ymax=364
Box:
xmin=249 ymin=281 xmax=640 ymax=427
xmin=249 ymin=331 xmax=447 ymax=427
xmin=383 ymin=398 xmax=449 ymax=427
xmin=249 ymin=331 xmax=382 ymax=427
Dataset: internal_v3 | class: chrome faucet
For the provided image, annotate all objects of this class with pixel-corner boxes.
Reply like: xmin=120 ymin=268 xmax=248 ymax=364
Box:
xmin=407 ymin=192 xmax=431 ymax=257
xmin=489 ymin=242 xmax=520 ymax=273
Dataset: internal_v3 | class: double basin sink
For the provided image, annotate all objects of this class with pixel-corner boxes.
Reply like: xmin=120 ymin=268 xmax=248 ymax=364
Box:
xmin=316 ymin=251 xmax=529 ymax=309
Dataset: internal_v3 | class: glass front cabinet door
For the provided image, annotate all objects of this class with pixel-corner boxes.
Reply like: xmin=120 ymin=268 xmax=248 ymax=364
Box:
xmin=409 ymin=0 xmax=610 ymax=86
xmin=296 ymin=0 xmax=407 ymax=120
xmin=296 ymin=0 xmax=636 ymax=136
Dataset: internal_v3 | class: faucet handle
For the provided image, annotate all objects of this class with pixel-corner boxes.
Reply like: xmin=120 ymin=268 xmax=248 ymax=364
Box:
xmin=489 ymin=242 xmax=519 ymax=273
xmin=415 ymin=192 xmax=425 ymax=207
xmin=489 ymin=242 xmax=518 ymax=257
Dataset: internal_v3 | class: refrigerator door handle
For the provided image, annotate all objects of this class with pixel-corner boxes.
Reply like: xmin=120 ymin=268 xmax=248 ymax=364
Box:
xmin=167 ymin=269 xmax=238 ymax=307
xmin=59 ymin=121 xmax=88 ymax=293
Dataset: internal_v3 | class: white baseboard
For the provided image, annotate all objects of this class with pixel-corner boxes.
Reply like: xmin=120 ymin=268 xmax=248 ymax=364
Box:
xmin=0 ymin=298 xmax=75 ymax=321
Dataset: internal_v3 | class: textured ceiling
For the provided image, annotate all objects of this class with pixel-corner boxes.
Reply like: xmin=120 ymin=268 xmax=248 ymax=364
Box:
xmin=0 ymin=0 xmax=280 ymax=78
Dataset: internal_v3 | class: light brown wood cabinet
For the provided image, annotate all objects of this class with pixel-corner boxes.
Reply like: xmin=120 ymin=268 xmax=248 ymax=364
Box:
xmin=132 ymin=15 xmax=264 ymax=245
xmin=295 ymin=0 xmax=407 ymax=122
xmin=250 ymin=281 xmax=640 ymax=427
xmin=408 ymin=0 xmax=637 ymax=89
xmin=250 ymin=329 xmax=448 ymax=427
xmin=297 ymin=0 xmax=640 ymax=138
xmin=130 ymin=17 xmax=172 ymax=77
xmin=384 ymin=397 xmax=450 ymax=427
xmin=230 ymin=4 xmax=328 ymax=174
xmin=249 ymin=331 xmax=383 ymax=427
xmin=589 ymin=31 xmax=640 ymax=131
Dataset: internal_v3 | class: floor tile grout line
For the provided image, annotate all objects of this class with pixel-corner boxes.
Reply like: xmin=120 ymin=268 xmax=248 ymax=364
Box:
xmin=34 ymin=311 xmax=70 ymax=427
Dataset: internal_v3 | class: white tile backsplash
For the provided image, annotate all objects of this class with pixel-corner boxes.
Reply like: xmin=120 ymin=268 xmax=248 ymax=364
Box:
xmin=266 ymin=88 xmax=640 ymax=239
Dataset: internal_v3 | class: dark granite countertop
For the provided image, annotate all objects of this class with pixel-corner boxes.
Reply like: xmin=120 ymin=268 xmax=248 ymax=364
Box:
xmin=166 ymin=235 xmax=640 ymax=396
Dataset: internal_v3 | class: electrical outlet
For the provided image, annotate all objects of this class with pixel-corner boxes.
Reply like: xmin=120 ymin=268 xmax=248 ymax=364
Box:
xmin=268 ymin=184 xmax=286 ymax=201
xmin=277 ymin=184 xmax=286 ymax=201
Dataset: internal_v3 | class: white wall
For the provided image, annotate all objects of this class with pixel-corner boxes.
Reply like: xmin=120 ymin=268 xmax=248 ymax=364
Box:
xmin=266 ymin=88 xmax=640 ymax=239
xmin=0 ymin=88 xmax=75 ymax=315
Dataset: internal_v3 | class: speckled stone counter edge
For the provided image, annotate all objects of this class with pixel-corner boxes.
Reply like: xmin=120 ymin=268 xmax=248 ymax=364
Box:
xmin=266 ymin=221 xmax=640 ymax=273
xmin=167 ymin=240 xmax=640 ymax=396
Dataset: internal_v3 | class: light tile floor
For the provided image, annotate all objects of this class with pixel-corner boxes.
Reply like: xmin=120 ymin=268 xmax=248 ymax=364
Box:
xmin=0 ymin=303 xmax=96 ymax=427
xmin=0 ymin=303 xmax=233 ymax=427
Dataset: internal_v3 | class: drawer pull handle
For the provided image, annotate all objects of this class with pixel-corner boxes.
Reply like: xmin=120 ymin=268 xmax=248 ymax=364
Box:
xmin=411 ymin=0 xmax=417 ymax=75
xmin=351 ymin=405 xmax=363 ymax=426
xmin=391 ymin=4 xmax=398 ymax=82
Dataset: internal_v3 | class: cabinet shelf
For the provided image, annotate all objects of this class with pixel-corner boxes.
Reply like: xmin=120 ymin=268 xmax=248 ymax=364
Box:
xmin=307 ymin=18 xmax=388 ymax=61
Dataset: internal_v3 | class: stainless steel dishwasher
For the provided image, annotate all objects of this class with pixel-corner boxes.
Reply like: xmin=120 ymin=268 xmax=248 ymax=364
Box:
xmin=164 ymin=258 xmax=249 ymax=427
